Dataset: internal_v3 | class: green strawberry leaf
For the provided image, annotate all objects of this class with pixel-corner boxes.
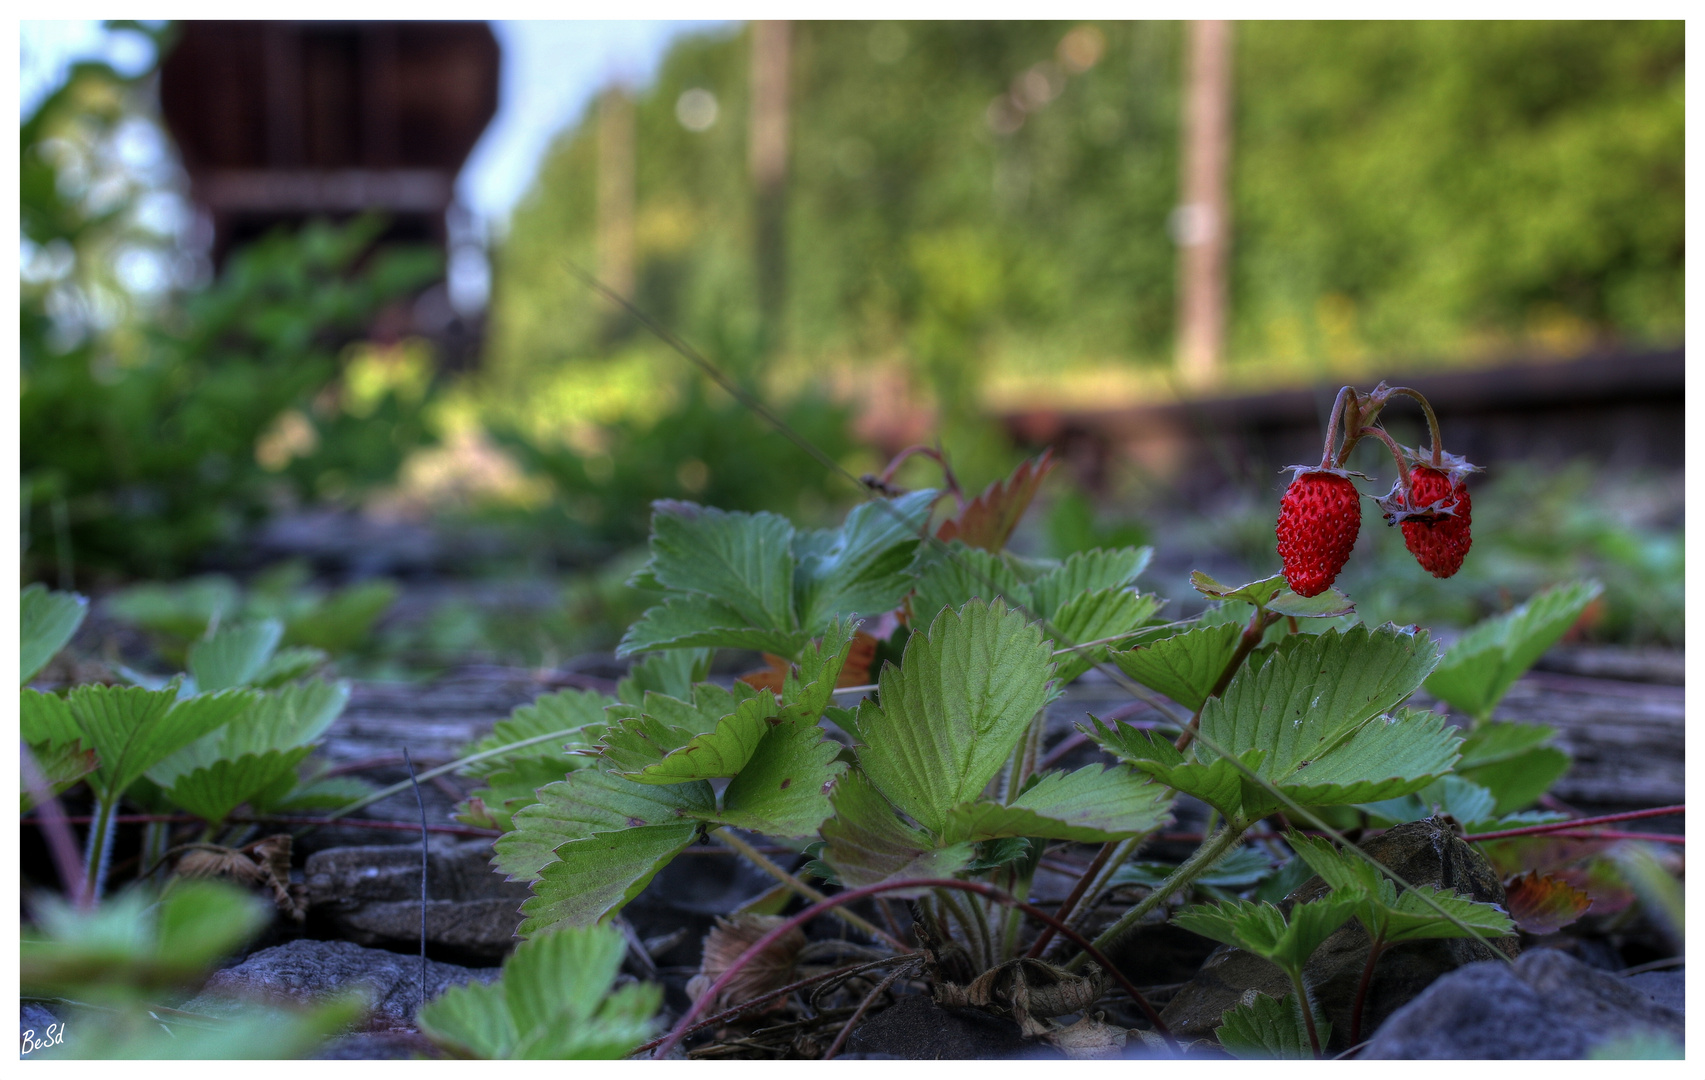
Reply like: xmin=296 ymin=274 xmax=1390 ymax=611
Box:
xmin=852 ymin=599 xmax=1055 ymax=834
xmin=251 ymin=646 xmax=329 ymax=688
xmin=1424 ymin=580 xmax=1604 ymax=723
xmin=1193 ymin=626 xmax=1448 ymax=816
xmin=1026 ymin=547 xmax=1153 ymax=615
xmin=21 ymin=584 xmax=89 ymax=685
xmin=907 ymin=542 xmax=1030 ymax=630
xmin=1047 ymin=588 xmax=1163 ymax=683
xmin=612 ymin=690 xmax=782 ymax=783
xmin=279 ymin=580 xmax=397 ymax=654
xmin=22 ymin=738 xmax=99 ymax=812
xmin=164 ymin=747 xmax=314 ymax=824
xmin=495 ymin=769 xmax=716 ymax=882
xmin=1360 ymin=775 xmax=1501 ymax=830
xmin=1216 ymin=991 xmax=1329 ymax=1060
xmin=1246 ymin=707 xmax=1461 ymax=816
xmin=1265 ymin=588 xmax=1355 ymax=618
xmin=148 ymin=679 xmax=349 ymax=787
xmin=1175 ymin=893 xmax=1361 ymax=975
xmin=418 ymin=924 xmax=661 ymax=1059
xmin=1199 ymin=625 xmax=1441 ymax=773
xmin=616 ymin=649 xmax=712 ymax=705
xmin=940 ymin=764 xmax=1172 ymax=843
xmin=22 ymin=687 xmax=82 ymax=746
xmin=715 ymin=718 xmax=848 ymax=837
xmin=819 ymin=770 xmax=976 ymax=892
xmin=1111 ymin=622 xmax=1243 ymax=712
xmin=643 ymin=502 xmax=798 ymax=633
xmin=518 ymin=822 xmax=702 ymax=934
xmin=1288 ymin=833 xmax=1515 ymax=943
xmin=617 ymin=593 xmax=810 ymax=658
xmin=188 ymin=619 xmax=284 ymax=692
xmin=783 ymin=618 xmax=860 ymax=717
xmin=1459 ymin=746 xmax=1571 ymax=815
xmin=69 ymin=683 xmax=256 ymax=803
xmin=1109 ymin=846 xmax=1282 ymax=890
xmin=1190 ymin=572 xmax=1287 ymax=608
xmin=458 ymin=759 xmax=578 ymax=832
xmin=793 ymin=490 xmax=936 ymax=634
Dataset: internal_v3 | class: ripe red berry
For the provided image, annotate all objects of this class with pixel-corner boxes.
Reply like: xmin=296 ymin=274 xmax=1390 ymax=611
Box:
xmin=1276 ymin=471 xmax=1361 ymax=597
xmin=1400 ymin=466 xmax=1472 ymax=578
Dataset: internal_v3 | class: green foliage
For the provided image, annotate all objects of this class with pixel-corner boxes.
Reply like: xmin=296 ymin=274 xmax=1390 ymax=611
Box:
xmin=1425 ymin=580 xmax=1604 ymax=723
xmin=1287 ymin=832 xmax=1516 ymax=944
xmin=21 ymin=584 xmax=89 ymax=684
xmin=188 ymin=619 xmax=286 ymax=692
xmin=852 ymin=600 xmax=1055 ymax=834
xmin=819 ymin=769 xmax=977 ymax=890
xmin=21 ymin=31 xmax=435 ymax=583
xmin=1175 ymin=894 xmax=1361 ymax=976
xmin=1360 ymin=773 xmax=1567 ymax=832
xmin=1451 ymin=723 xmax=1572 ymax=816
xmin=619 ymin=491 xmax=936 ymax=658
xmin=939 ymin=763 xmax=1172 ymax=843
xmin=67 ymin=682 xmax=253 ymax=805
xmin=107 ymin=569 xmax=396 ymax=666
xmin=1090 ymin=627 xmax=1456 ymax=820
xmin=1216 ymin=991 xmax=1329 ymax=1061
xmin=1109 ymin=846 xmax=1281 ymax=892
xmin=486 ymin=381 xmax=861 ymax=552
xmin=23 ymin=878 xmax=270 ymax=997
xmin=1112 ymin=621 xmax=1242 ymax=712
xmin=455 ymin=688 xmax=615 ymax=832
xmin=909 ymin=543 xmax=1159 ymax=681
xmin=22 ymin=875 xmax=356 ymax=1058
xmin=417 ymin=924 xmax=662 ymax=1059
xmin=21 ymin=656 xmax=102 ymax=810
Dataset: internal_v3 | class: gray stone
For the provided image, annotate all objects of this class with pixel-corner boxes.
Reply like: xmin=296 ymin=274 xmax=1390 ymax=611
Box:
xmin=1159 ymin=818 xmax=1517 ymax=1052
xmin=1626 ymin=969 xmax=1684 ymax=1014
xmin=1362 ymin=947 xmax=1684 ymax=1059
xmin=306 ymin=839 xmax=530 ymax=961
xmin=845 ymin=993 xmax=1063 ymax=1060
xmin=181 ymin=938 xmax=499 ymax=1031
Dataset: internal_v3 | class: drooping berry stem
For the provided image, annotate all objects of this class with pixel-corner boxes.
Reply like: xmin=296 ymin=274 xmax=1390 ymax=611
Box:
xmin=1320 ymin=385 xmax=1357 ymax=469
xmin=1372 ymin=385 xmax=1446 ymax=468
xmin=1343 ymin=425 xmax=1415 ymax=506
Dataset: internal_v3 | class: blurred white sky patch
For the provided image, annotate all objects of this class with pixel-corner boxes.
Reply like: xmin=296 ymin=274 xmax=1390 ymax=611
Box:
xmin=465 ymin=20 xmax=734 ymax=237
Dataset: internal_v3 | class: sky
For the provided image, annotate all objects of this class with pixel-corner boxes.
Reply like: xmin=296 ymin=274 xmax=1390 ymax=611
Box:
xmin=19 ymin=19 xmax=735 ymax=233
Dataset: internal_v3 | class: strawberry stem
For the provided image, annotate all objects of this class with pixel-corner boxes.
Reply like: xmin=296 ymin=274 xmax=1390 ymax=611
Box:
xmin=1368 ymin=385 xmax=1446 ymax=468
xmin=1351 ymin=426 xmax=1414 ymax=506
xmin=1320 ymin=386 xmax=1356 ymax=469
xmin=878 ymin=444 xmax=964 ymax=509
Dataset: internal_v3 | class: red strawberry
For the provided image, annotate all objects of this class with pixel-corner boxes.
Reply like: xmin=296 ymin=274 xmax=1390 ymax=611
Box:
xmin=1276 ymin=470 xmax=1361 ymax=597
xmin=1400 ymin=466 xmax=1472 ymax=578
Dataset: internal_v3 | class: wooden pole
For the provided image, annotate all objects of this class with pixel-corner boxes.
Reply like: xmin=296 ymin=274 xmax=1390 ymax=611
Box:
xmin=1176 ymin=19 xmax=1233 ymax=385
xmin=749 ymin=19 xmax=791 ymax=353
xmin=597 ymin=84 xmax=636 ymax=304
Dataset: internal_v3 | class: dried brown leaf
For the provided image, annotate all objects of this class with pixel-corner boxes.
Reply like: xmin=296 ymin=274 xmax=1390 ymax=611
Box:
xmin=687 ymin=913 xmax=807 ymax=1013
xmin=934 ymin=956 xmax=1104 ymax=1039
xmin=1504 ymin=870 xmax=1594 ymax=935
xmin=172 ymin=833 xmax=304 ymax=921
xmin=1044 ymin=1012 xmax=1128 ymax=1059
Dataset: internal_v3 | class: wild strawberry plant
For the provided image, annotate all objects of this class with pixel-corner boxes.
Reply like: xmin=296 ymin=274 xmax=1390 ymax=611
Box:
xmin=453 ymin=386 xmax=1627 ymax=1058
